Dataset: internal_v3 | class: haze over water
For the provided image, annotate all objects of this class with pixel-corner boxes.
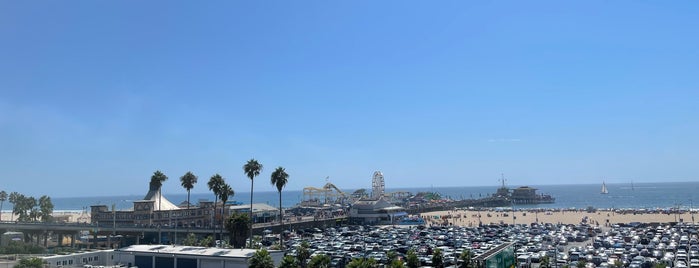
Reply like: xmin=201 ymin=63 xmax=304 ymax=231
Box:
xmin=37 ymin=181 xmax=699 ymax=212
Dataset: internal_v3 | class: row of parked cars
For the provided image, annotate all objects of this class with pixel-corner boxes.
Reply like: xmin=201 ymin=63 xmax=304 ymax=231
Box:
xmin=275 ymin=221 xmax=699 ymax=268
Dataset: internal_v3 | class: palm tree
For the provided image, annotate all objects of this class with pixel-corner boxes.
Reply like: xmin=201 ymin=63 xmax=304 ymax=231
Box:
xmin=0 ymin=191 xmax=7 ymax=222
xmin=270 ymin=167 xmax=289 ymax=248
xmin=150 ymin=170 xmax=168 ymax=212
xmin=218 ymin=184 xmax=234 ymax=241
xmin=249 ymin=249 xmax=274 ymax=268
xmin=225 ymin=212 xmax=251 ymax=248
xmin=243 ymin=158 xmax=263 ymax=248
xmin=207 ymin=174 xmax=225 ymax=238
xmin=180 ymin=171 xmax=198 ymax=228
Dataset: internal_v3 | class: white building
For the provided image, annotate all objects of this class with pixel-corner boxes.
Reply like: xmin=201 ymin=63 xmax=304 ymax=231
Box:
xmin=42 ymin=245 xmax=283 ymax=268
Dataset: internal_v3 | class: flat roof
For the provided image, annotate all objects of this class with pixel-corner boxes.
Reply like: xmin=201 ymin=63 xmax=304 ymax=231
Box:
xmin=117 ymin=245 xmax=276 ymax=258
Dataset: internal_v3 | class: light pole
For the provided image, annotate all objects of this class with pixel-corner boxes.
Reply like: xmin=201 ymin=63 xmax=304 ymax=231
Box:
xmin=691 ymin=199 xmax=695 ymax=225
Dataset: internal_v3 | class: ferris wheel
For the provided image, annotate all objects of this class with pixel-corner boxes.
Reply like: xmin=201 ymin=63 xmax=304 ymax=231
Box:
xmin=372 ymin=171 xmax=385 ymax=199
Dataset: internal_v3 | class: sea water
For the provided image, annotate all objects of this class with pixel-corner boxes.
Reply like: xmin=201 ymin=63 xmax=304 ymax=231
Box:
xmin=10 ymin=181 xmax=699 ymax=212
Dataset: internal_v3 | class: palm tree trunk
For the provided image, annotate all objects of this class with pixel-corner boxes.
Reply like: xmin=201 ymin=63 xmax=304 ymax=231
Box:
xmin=186 ymin=190 xmax=190 ymax=233
xmin=249 ymin=179 xmax=254 ymax=248
xmin=279 ymin=191 xmax=283 ymax=250
xmin=212 ymin=197 xmax=218 ymax=241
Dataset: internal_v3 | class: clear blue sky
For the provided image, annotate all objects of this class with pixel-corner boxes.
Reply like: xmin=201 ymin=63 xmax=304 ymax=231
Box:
xmin=1 ymin=1 xmax=697 ymax=198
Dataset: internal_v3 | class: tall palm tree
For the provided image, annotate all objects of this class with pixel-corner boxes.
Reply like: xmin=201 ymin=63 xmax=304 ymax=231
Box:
xmin=150 ymin=170 xmax=168 ymax=211
xmin=207 ymin=174 xmax=225 ymax=239
xmin=180 ymin=171 xmax=199 ymax=232
xmin=180 ymin=171 xmax=198 ymax=227
xmin=243 ymin=158 xmax=263 ymax=248
xmin=218 ymin=184 xmax=234 ymax=242
xmin=0 ymin=191 xmax=7 ymax=222
xmin=270 ymin=167 xmax=289 ymax=248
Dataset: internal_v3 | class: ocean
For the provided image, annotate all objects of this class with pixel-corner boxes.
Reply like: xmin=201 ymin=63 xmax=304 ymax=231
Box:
xmin=8 ymin=181 xmax=699 ymax=212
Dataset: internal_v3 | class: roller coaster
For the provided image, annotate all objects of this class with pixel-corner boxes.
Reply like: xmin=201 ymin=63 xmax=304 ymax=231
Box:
xmin=301 ymin=178 xmax=349 ymax=207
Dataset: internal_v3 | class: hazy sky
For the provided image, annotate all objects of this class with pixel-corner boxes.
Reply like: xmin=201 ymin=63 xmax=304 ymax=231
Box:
xmin=1 ymin=1 xmax=698 ymax=198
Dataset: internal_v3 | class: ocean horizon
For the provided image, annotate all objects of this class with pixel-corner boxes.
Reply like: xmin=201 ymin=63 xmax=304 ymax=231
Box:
xmin=4 ymin=181 xmax=699 ymax=212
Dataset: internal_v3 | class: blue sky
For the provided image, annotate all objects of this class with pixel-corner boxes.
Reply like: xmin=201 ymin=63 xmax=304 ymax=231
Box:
xmin=1 ymin=1 xmax=698 ymax=198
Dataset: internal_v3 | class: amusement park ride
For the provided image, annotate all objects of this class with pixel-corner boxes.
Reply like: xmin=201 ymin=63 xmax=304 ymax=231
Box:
xmin=299 ymin=171 xmax=410 ymax=207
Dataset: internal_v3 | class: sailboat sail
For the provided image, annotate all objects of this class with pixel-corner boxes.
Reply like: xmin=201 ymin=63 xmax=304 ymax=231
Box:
xmin=601 ymin=182 xmax=609 ymax=194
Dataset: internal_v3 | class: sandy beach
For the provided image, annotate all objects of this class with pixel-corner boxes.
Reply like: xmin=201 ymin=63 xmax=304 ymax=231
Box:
xmin=1 ymin=211 xmax=91 ymax=223
xmin=421 ymin=208 xmax=695 ymax=227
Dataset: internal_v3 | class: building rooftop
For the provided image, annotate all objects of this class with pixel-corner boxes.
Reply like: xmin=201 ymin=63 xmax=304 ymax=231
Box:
xmin=228 ymin=203 xmax=278 ymax=213
xmin=117 ymin=244 xmax=269 ymax=258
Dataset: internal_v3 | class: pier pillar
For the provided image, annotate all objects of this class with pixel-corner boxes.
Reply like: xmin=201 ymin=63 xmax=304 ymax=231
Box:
xmin=43 ymin=232 xmax=48 ymax=248
xmin=58 ymin=234 xmax=63 ymax=247
xmin=71 ymin=233 xmax=76 ymax=248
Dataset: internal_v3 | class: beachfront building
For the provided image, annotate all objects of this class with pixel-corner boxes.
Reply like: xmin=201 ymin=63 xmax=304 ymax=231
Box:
xmin=91 ymin=185 xmax=216 ymax=229
xmin=510 ymin=186 xmax=555 ymax=204
xmin=90 ymin=182 xmax=284 ymax=231
xmin=41 ymin=245 xmax=283 ymax=268
xmin=349 ymin=197 xmax=406 ymax=225
xmin=228 ymin=203 xmax=279 ymax=224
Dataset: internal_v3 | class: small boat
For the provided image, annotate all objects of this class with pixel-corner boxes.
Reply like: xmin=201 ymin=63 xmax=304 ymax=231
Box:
xmin=601 ymin=182 xmax=609 ymax=194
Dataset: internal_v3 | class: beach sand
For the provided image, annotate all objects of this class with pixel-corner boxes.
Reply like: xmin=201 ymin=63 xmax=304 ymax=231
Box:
xmin=1 ymin=211 xmax=91 ymax=223
xmin=421 ymin=209 xmax=695 ymax=227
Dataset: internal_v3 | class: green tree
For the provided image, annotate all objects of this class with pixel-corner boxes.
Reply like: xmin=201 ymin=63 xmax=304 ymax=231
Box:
xmin=0 ymin=190 xmax=7 ymax=221
xmin=297 ymin=241 xmax=311 ymax=268
xmin=249 ymin=249 xmax=275 ymax=268
xmin=14 ymin=257 xmax=45 ymax=268
xmin=308 ymin=254 xmax=331 ymax=268
xmin=654 ymin=263 xmax=668 ymax=268
xmin=347 ymin=258 xmax=378 ymax=268
xmin=8 ymin=192 xmax=19 ymax=221
xmin=613 ymin=260 xmax=623 ymax=268
xmin=389 ymin=259 xmax=405 ymax=268
xmin=182 ymin=233 xmax=198 ymax=246
xmin=432 ymin=248 xmax=444 ymax=268
xmin=218 ymin=184 xmax=234 ymax=241
xmin=459 ymin=249 xmax=473 ymax=268
xmin=244 ymin=158 xmax=263 ymax=248
xmin=180 ymin=171 xmax=198 ymax=227
xmin=540 ymin=255 xmax=551 ymax=268
xmin=576 ymin=260 xmax=587 ymax=268
xmin=200 ymin=235 xmax=214 ymax=247
xmin=11 ymin=194 xmax=37 ymax=222
xmin=207 ymin=173 xmax=225 ymax=238
xmin=406 ymin=250 xmax=420 ymax=268
xmin=38 ymin=195 xmax=53 ymax=222
xmin=279 ymin=255 xmax=298 ymax=268
xmin=225 ymin=212 xmax=250 ymax=248
xmin=150 ymin=170 xmax=168 ymax=211
xmin=387 ymin=250 xmax=398 ymax=263
xmin=0 ymin=241 xmax=45 ymax=254
xmin=270 ymin=166 xmax=289 ymax=248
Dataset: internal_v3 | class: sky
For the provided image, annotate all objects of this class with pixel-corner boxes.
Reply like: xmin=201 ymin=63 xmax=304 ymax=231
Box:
xmin=1 ymin=1 xmax=698 ymax=198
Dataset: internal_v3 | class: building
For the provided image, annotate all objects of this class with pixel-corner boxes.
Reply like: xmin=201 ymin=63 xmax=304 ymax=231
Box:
xmin=228 ymin=203 xmax=280 ymax=224
xmin=41 ymin=245 xmax=283 ymax=268
xmin=474 ymin=242 xmax=515 ymax=268
xmin=349 ymin=198 xmax=406 ymax=225
xmin=91 ymin=184 xmax=217 ymax=229
xmin=510 ymin=186 xmax=555 ymax=204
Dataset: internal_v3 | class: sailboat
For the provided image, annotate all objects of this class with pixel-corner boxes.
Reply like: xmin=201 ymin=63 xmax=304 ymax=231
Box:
xmin=601 ymin=182 xmax=609 ymax=194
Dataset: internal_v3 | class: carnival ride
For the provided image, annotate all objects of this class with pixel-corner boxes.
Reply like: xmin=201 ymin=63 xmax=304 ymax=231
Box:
xmin=301 ymin=178 xmax=349 ymax=206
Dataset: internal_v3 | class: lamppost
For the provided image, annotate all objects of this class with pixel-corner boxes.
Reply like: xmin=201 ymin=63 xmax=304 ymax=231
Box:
xmin=691 ymin=199 xmax=695 ymax=225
